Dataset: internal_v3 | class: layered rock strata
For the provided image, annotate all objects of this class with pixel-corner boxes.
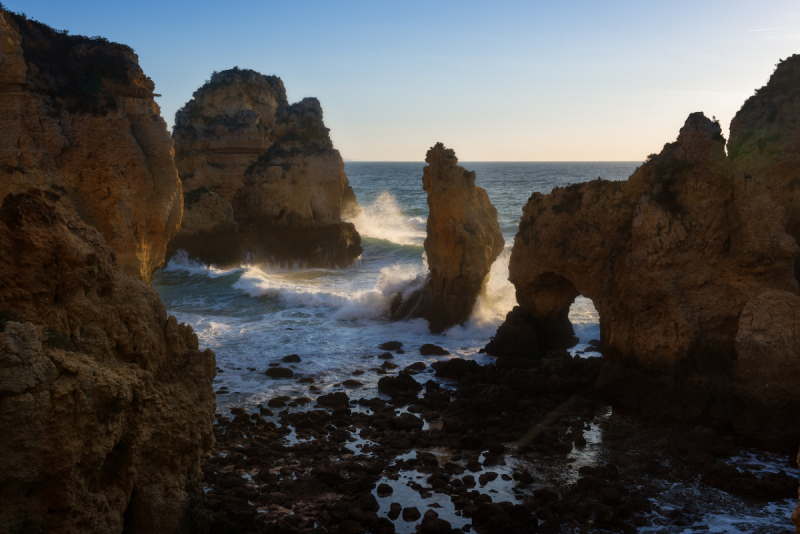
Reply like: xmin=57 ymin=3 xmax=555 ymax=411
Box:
xmin=391 ymin=143 xmax=504 ymax=332
xmin=0 ymin=11 xmax=216 ymax=534
xmin=169 ymin=68 xmax=361 ymax=268
xmin=491 ymin=111 xmax=800 ymax=447
xmin=0 ymin=10 xmax=182 ymax=284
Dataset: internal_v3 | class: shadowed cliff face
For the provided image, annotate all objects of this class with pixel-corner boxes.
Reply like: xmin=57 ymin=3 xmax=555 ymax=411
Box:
xmin=391 ymin=143 xmax=504 ymax=333
xmin=729 ymin=54 xmax=800 ymax=279
xmin=0 ymin=11 xmax=216 ymax=534
xmin=495 ymin=112 xmax=800 ymax=447
xmin=169 ymin=69 xmax=361 ymax=268
xmin=0 ymin=11 xmax=182 ymax=284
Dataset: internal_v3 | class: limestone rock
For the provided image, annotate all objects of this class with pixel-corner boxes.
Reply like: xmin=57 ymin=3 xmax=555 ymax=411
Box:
xmin=0 ymin=12 xmax=215 ymax=533
xmin=0 ymin=191 xmax=216 ymax=534
xmin=0 ymin=11 xmax=182 ymax=284
xmin=391 ymin=143 xmax=504 ymax=332
xmin=729 ymin=54 xmax=800 ymax=277
xmin=497 ymin=112 xmax=800 ymax=446
xmin=169 ymin=68 xmax=361 ymax=268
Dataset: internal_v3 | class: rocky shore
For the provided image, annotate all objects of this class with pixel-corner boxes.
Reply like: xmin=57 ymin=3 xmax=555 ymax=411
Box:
xmin=168 ymin=68 xmax=362 ymax=269
xmin=201 ymin=344 xmax=798 ymax=534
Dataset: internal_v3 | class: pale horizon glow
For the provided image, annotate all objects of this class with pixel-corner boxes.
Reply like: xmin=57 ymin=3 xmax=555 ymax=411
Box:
xmin=4 ymin=1 xmax=800 ymax=162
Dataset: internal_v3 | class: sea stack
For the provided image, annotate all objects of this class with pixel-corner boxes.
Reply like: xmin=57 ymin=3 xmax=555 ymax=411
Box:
xmin=491 ymin=110 xmax=800 ymax=448
xmin=391 ymin=143 xmax=504 ymax=333
xmin=168 ymin=68 xmax=362 ymax=268
xmin=0 ymin=11 xmax=215 ymax=533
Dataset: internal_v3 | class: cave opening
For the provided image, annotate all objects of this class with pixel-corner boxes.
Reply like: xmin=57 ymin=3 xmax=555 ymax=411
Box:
xmin=568 ymin=295 xmax=601 ymax=356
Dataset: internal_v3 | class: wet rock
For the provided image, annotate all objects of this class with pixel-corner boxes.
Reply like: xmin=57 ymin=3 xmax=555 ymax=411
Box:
xmin=419 ymin=511 xmax=452 ymax=534
xmin=298 ymin=377 xmax=315 ymax=383
xmin=343 ymin=380 xmax=364 ymax=388
xmin=378 ymin=373 xmax=422 ymax=396
xmin=478 ymin=472 xmax=498 ymax=486
xmin=402 ymin=507 xmax=421 ymax=522
xmin=388 ymin=502 xmax=402 ymax=520
xmin=377 ymin=483 xmax=393 ymax=496
xmin=283 ymin=354 xmax=301 ymax=363
xmin=407 ymin=362 xmax=427 ymax=371
xmin=265 ymin=367 xmax=294 ymax=379
xmin=379 ymin=341 xmax=403 ymax=351
xmin=317 ymin=392 xmax=350 ymax=407
xmin=431 ymin=358 xmax=482 ymax=379
xmin=379 ymin=352 xmax=395 ymax=360
xmin=598 ymin=487 xmax=622 ymax=506
xmin=420 ymin=344 xmax=449 ymax=356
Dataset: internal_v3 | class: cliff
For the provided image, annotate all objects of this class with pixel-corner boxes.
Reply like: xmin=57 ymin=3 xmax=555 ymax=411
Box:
xmin=0 ymin=11 xmax=182 ymax=284
xmin=391 ymin=143 xmax=504 ymax=332
xmin=729 ymin=54 xmax=800 ymax=278
xmin=492 ymin=112 xmax=800 ymax=447
xmin=0 ymin=11 xmax=215 ymax=534
xmin=169 ymin=68 xmax=361 ymax=268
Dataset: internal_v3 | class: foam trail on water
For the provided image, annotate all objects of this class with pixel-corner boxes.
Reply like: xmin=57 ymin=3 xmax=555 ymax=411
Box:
xmin=569 ymin=296 xmax=600 ymax=343
xmin=346 ymin=191 xmax=426 ymax=246
xmin=163 ymin=249 xmax=243 ymax=278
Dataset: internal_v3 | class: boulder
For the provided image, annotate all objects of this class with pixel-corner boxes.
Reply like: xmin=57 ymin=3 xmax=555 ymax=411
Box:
xmin=391 ymin=143 xmax=504 ymax=332
xmin=168 ymin=68 xmax=362 ymax=268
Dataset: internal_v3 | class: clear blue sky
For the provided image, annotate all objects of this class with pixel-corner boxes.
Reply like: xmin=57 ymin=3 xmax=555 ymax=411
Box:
xmin=5 ymin=0 xmax=800 ymax=161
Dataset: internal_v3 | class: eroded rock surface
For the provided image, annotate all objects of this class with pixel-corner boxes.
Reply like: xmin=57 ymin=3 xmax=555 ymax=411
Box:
xmin=493 ymin=112 xmax=800 ymax=447
xmin=729 ymin=54 xmax=800 ymax=278
xmin=0 ymin=11 xmax=215 ymax=534
xmin=391 ymin=144 xmax=504 ymax=332
xmin=0 ymin=11 xmax=182 ymax=284
xmin=169 ymin=68 xmax=361 ymax=268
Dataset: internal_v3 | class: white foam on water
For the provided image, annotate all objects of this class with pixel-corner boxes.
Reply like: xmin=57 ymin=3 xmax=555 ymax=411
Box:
xmin=163 ymin=249 xmax=244 ymax=278
xmin=467 ymin=247 xmax=516 ymax=330
xmin=346 ymin=191 xmax=426 ymax=246
xmin=570 ymin=296 xmax=600 ymax=343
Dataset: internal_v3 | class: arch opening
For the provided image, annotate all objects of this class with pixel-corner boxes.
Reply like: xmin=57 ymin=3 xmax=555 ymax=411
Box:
xmin=568 ymin=295 xmax=601 ymax=357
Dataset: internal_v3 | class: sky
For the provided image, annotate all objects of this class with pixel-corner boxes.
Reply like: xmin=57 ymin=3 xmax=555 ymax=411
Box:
xmin=4 ymin=0 xmax=800 ymax=161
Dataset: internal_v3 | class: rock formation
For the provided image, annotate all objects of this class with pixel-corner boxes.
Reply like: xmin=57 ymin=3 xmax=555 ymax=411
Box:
xmin=729 ymin=54 xmax=800 ymax=278
xmin=391 ymin=143 xmax=504 ymax=333
xmin=0 ymin=11 xmax=216 ymax=533
xmin=0 ymin=11 xmax=182 ymax=284
xmin=168 ymin=68 xmax=361 ymax=268
xmin=491 ymin=111 xmax=800 ymax=447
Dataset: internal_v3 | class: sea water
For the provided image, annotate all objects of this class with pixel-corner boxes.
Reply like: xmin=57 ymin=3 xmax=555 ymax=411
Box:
xmin=154 ymin=162 xmax=636 ymax=410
